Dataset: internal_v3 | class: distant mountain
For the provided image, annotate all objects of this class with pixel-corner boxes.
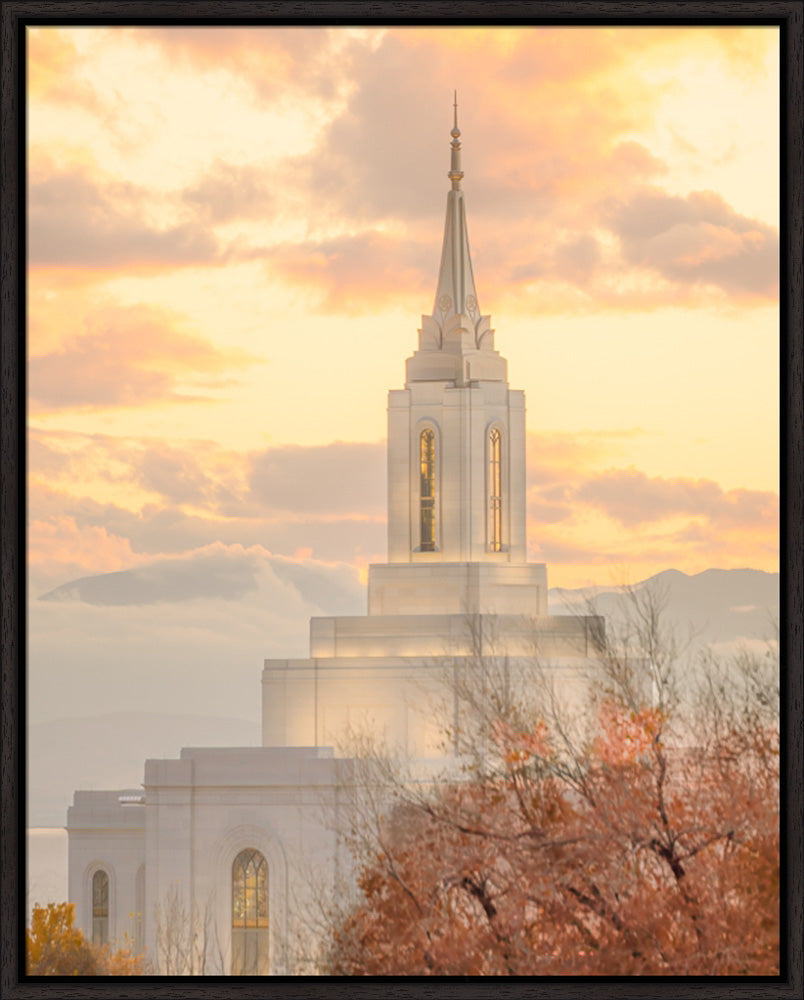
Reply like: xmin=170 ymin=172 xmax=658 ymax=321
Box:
xmin=29 ymin=568 xmax=778 ymax=826
xmin=38 ymin=547 xmax=364 ymax=615
xmin=28 ymin=712 xmax=260 ymax=827
xmin=549 ymin=567 xmax=778 ymax=649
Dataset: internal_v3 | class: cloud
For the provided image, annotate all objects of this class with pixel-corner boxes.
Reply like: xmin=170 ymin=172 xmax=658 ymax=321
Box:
xmin=132 ymin=26 xmax=359 ymax=103
xmin=28 ymin=516 xmax=140 ymax=588
xmin=575 ymin=469 xmax=778 ymax=528
xmin=527 ymin=496 xmax=574 ymax=526
xmin=27 ymin=434 xmax=77 ymax=480
xmin=29 ymin=432 xmax=386 ymax=518
xmin=262 ymin=233 xmax=432 ymax=313
xmin=182 ymin=160 xmax=277 ymax=225
xmin=27 ymin=430 xmax=251 ymax=511
xmin=523 ymin=433 xmax=778 ymax=537
xmin=274 ymin=29 xmax=673 ymax=253
xmin=38 ymin=544 xmax=365 ymax=613
xmin=27 ymin=483 xmax=387 ymax=597
xmin=269 ymin=30 xmax=776 ymax=314
xmin=666 ymin=519 xmax=779 ymax=561
xmin=525 ymin=428 xmax=649 ymax=484
xmin=532 ymin=537 xmax=628 ymax=566
xmin=604 ymin=187 xmax=778 ymax=298
xmin=609 ymin=139 xmax=669 ymax=180
xmin=28 ymin=167 xmax=220 ymax=269
xmin=230 ymin=27 xmax=668 ymax=317
xmin=28 ymin=420 xmax=777 ymax=596
xmin=249 ymin=440 xmax=386 ymax=515
xmin=27 ymin=29 xmax=777 ymax=317
xmin=28 ymin=546 xmax=366 ymax=732
xmin=138 ymin=445 xmax=217 ymax=505
xmin=519 ymin=431 xmax=778 ymax=583
xmin=27 ymin=28 xmax=104 ymax=114
xmin=293 ymin=33 xmax=452 ymax=224
xmin=26 ymin=433 xmax=390 ymax=581
xmin=29 ymin=304 xmax=256 ymax=410
xmin=553 ymin=234 xmax=602 ymax=284
xmin=40 ymin=546 xmax=261 ymax=605
xmin=295 ymin=28 xmax=673 ymax=228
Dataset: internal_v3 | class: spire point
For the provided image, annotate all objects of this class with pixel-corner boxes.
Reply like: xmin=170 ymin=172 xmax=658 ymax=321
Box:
xmin=448 ymin=92 xmax=463 ymax=190
xmin=434 ymin=95 xmax=479 ymax=324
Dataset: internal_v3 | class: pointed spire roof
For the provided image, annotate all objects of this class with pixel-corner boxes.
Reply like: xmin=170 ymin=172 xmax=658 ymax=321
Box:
xmin=407 ymin=97 xmax=505 ymax=385
xmin=432 ymin=93 xmax=480 ymax=326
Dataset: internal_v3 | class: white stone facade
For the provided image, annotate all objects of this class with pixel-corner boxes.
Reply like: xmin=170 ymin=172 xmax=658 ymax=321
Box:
xmin=68 ymin=750 xmax=353 ymax=973
xmin=67 ymin=791 xmax=146 ymax=954
xmin=66 ymin=113 xmax=604 ymax=974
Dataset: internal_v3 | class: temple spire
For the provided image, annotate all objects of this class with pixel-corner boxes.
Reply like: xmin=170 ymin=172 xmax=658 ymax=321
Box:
xmin=448 ymin=91 xmax=463 ymax=190
xmin=433 ymin=94 xmax=479 ymax=325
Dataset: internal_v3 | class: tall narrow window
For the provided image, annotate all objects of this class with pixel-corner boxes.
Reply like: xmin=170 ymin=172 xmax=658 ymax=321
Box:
xmin=419 ymin=429 xmax=436 ymax=551
xmin=231 ymin=849 xmax=269 ymax=975
xmin=92 ymin=869 xmax=109 ymax=945
xmin=489 ymin=428 xmax=502 ymax=551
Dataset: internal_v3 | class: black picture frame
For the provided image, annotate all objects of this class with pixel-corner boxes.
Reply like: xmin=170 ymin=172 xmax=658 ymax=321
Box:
xmin=2 ymin=3 xmax=801 ymax=998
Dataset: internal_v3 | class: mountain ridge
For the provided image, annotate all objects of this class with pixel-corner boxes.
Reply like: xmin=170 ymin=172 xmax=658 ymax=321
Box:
xmin=28 ymin=566 xmax=778 ymax=826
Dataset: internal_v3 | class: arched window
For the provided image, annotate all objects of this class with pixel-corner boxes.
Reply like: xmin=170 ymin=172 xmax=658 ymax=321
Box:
xmin=92 ymin=870 xmax=109 ymax=945
xmin=488 ymin=428 xmax=502 ymax=551
xmin=231 ymin=849 xmax=269 ymax=975
xmin=420 ymin=429 xmax=436 ymax=551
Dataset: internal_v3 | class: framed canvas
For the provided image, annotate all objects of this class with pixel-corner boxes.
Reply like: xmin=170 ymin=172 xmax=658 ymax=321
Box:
xmin=2 ymin=2 xmax=801 ymax=998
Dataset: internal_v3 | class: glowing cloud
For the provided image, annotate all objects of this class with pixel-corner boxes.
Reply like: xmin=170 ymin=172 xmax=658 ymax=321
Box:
xmin=29 ymin=303 xmax=257 ymax=410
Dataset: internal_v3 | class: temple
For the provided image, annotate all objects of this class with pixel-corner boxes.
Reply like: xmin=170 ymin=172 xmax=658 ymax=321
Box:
xmin=67 ymin=105 xmax=603 ymax=974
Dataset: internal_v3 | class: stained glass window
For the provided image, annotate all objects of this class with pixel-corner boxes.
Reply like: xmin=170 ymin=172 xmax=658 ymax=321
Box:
xmin=92 ymin=869 xmax=109 ymax=946
xmin=231 ymin=849 xmax=269 ymax=975
xmin=420 ymin=429 xmax=436 ymax=551
xmin=489 ymin=428 xmax=502 ymax=551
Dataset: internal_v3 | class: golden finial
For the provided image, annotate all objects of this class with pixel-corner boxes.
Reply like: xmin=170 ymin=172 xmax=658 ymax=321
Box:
xmin=448 ymin=90 xmax=463 ymax=189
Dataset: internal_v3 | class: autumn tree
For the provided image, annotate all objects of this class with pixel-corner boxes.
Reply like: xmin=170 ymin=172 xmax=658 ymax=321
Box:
xmin=26 ymin=902 xmax=146 ymax=975
xmin=326 ymin=588 xmax=779 ymax=975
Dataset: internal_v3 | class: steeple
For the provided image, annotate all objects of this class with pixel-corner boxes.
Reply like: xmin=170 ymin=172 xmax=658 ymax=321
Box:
xmin=407 ymin=96 xmax=503 ymax=384
xmin=432 ymin=92 xmax=480 ymax=327
xmin=386 ymin=102 xmax=526 ymax=567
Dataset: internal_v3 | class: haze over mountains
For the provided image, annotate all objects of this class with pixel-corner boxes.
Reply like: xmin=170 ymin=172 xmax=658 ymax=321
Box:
xmin=28 ymin=558 xmax=777 ymax=827
xmin=551 ymin=567 xmax=778 ymax=651
xmin=38 ymin=546 xmax=366 ymax=612
xmin=29 ymin=713 xmax=260 ymax=827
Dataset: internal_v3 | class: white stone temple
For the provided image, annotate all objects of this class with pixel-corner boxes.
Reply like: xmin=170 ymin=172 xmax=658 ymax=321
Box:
xmin=66 ymin=105 xmax=603 ymax=975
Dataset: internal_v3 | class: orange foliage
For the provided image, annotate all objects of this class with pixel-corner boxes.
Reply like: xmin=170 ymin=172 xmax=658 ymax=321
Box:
xmin=26 ymin=902 xmax=146 ymax=976
xmin=329 ymin=702 xmax=779 ymax=976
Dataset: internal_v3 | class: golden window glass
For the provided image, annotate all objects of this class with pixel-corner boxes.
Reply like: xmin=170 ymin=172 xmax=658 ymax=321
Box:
xmin=231 ymin=849 xmax=269 ymax=975
xmin=420 ymin=429 xmax=436 ymax=551
xmin=489 ymin=428 xmax=502 ymax=551
xmin=92 ymin=869 xmax=109 ymax=946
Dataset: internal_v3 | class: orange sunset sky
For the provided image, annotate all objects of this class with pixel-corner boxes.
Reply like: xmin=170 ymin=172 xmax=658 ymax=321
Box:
xmin=27 ymin=25 xmax=779 ymax=607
